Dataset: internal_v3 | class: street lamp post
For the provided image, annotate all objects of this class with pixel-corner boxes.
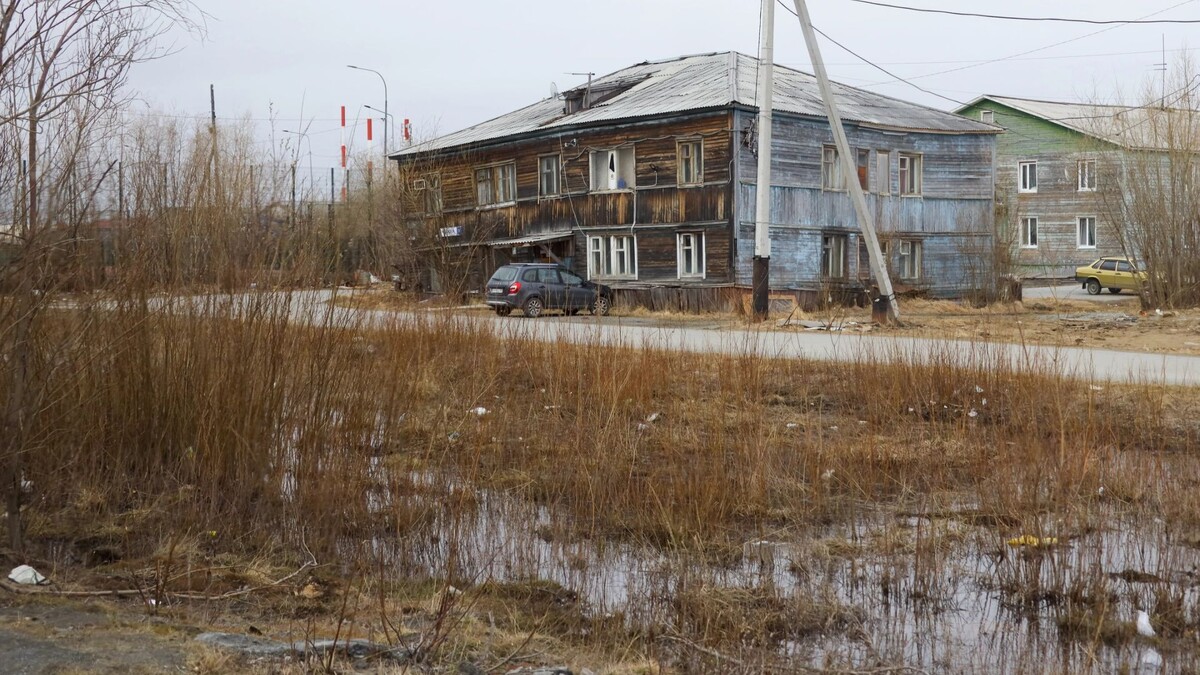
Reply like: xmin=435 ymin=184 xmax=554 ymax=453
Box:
xmin=347 ymin=65 xmax=388 ymax=160
xmin=364 ymin=104 xmax=394 ymax=155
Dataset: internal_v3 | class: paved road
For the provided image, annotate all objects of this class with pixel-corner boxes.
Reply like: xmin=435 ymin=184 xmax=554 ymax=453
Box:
xmin=1022 ymin=282 xmax=1140 ymax=304
xmin=262 ymin=290 xmax=1198 ymax=387
xmin=166 ymin=290 xmax=1198 ymax=387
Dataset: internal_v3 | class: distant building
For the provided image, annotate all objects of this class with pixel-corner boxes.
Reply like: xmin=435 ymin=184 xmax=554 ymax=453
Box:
xmin=394 ymin=52 xmax=998 ymax=309
xmin=956 ymin=95 xmax=1173 ymax=279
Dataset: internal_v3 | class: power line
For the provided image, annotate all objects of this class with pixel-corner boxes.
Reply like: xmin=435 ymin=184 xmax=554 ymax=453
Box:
xmin=864 ymin=0 xmax=1198 ymax=87
xmin=806 ymin=46 xmax=1199 ymax=69
xmin=775 ymin=1 xmax=964 ymax=105
xmin=847 ymin=0 xmax=1200 ymax=24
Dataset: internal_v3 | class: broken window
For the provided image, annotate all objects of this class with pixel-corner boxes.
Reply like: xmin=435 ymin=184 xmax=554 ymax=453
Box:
xmin=678 ymin=140 xmax=703 ymax=186
xmin=822 ymin=146 xmax=844 ymax=190
xmin=857 ymin=149 xmax=871 ymax=191
xmin=899 ymin=240 xmax=922 ymax=279
xmin=590 ymin=148 xmax=635 ymax=191
xmin=821 ymin=234 xmax=847 ymax=278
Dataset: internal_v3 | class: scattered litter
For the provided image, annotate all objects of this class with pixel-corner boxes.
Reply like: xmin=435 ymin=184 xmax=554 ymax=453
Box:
xmin=1137 ymin=609 xmax=1156 ymax=637
xmin=908 ymin=407 xmax=915 ymax=413
xmin=8 ymin=565 xmax=48 ymax=585
xmin=981 ymin=398 xmax=988 ymax=406
xmin=19 ymin=476 xmax=31 ymax=493
xmin=1006 ymin=535 xmax=1058 ymax=548
xmin=821 ymin=469 xmax=835 ymax=481
xmin=785 ymin=422 xmax=799 ymax=429
xmin=828 ymin=425 xmax=839 ymax=431
xmin=968 ymin=409 xmax=978 ymax=418
xmin=1155 ymin=308 xmax=1176 ymax=318
xmin=645 ymin=411 xmax=662 ymax=423
xmin=447 ymin=431 xmax=461 ymax=443
xmin=636 ymin=423 xmax=650 ymax=432
xmin=1098 ymin=486 xmax=1106 ymax=497
xmin=544 ymin=405 xmax=559 ymax=410
xmin=974 ymin=385 xmax=985 ymax=394
xmin=469 ymin=407 xmax=489 ymax=416
xmin=857 ymin=420 xmax=867 ymax=425
xmin=1089 ymin=385 xmax=1104 ymax=392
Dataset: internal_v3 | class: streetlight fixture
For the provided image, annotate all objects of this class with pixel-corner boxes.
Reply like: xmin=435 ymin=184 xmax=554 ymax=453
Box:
xmin=363 ymin=104 xmax=394 ymax=154
xmin=347 ymin=65 xmax=388 ymax=160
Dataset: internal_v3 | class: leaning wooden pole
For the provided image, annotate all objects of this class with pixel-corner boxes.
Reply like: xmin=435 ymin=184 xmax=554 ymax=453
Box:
xmin=751 ymin=0 xmax=774 ymax=321
xmin=790 ymin=0 xmax=900 ymax=323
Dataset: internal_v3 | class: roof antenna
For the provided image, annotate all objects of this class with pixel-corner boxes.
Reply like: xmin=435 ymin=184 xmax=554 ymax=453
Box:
xmin=567 ymin=72 xmax=595 ymax=108
xmin=550 ymin=81 xmax=559 ymax=99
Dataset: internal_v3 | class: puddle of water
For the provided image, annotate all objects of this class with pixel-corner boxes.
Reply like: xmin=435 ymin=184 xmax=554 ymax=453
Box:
xmin=350 ymin=466 xmax=1200 ymax=672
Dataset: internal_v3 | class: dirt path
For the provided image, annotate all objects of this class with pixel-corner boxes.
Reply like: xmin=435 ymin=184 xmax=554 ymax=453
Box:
xmin=0 ymin=597 xmax=191 ymax=674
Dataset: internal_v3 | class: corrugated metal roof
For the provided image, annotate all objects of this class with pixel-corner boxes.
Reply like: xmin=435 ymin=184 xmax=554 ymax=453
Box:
xmin=395 ymin=51 xmax=994 ymax=158
xmin=961 ymin=95 xmax=1180 ymax=151
xmin=483 ymin=231 xmax=572 ymax=247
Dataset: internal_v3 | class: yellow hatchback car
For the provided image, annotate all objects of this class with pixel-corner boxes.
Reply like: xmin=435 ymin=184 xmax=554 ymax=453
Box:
xmin=1074 ymin=257 xmax=1145 ymax=295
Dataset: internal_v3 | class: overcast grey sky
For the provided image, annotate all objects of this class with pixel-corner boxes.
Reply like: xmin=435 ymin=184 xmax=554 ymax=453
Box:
xmin=126 ymin=0 xmax=1199 ymax=173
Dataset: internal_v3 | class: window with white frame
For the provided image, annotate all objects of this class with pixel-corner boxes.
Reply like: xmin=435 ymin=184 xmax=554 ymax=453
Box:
xmin=538 ymin=155 xmax=560 ymax=197
xmin=589 ymin=148 xmax=635 ymax=191
xmin=587 ymin=235 xmax=637 ymax=279
xmin=677 ymin=140 xmax=703 ymax=186
xmin=822 ymin=146 xmax=845 ymax=190
xmin=980 ymin=110 xmax=995 ymax=124
xmin=898 ymin=153 xmax=922 ymax=195
xmin=899 ymin=240 xmax=922 ymax=279
xmin=1020 ymin=217 xmax=1038 ymax=248
xmin=677 ymin=232 xmax=705 ymax=278
xmin=475 ymin=162 xmax=516 ymax=206
xmin=1019 ymin=161 xmax=1038 ymax=193
xmin=821 ymin=233 xmax=847 ymax=278
xmin=1077 ymin=216 xmax=1097 ymax=249
xmin=1078 ymin=159 xmax=1096 ymax=191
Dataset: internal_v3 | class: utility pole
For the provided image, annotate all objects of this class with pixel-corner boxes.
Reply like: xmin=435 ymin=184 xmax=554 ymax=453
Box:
xmin=790 ymin=0 xmax=900 ymax=323
xmin=752 ymin=0 xmax=775 ymax=321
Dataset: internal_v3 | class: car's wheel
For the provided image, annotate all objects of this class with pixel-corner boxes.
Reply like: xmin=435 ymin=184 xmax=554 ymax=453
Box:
xmin=495 ymin=306 xmax=512 ymax=316
xmin=523 ymin=296 xmax=543 ymax=318
xmin=1086 ymin=278 xmax=1102 ymax=295
xmin=592 ymin=295 xmax=611 ymax=316
xmin=1108 ymin=288 xmax=1121 ymax=294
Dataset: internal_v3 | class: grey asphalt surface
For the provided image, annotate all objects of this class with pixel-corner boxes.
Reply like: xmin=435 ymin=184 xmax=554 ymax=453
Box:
xmin=261 ymin=289 xmax=1200 ymax=388
xmin=1021 ymin=281 xmax=1141 ymax=304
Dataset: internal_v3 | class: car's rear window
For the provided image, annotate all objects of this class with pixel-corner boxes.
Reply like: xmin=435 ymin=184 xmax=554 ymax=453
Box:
xmin=489 ymin=266 xmax=518 ymax=282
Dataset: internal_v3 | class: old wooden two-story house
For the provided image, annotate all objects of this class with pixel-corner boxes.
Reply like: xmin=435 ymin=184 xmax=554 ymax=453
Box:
xmin=955 ymin=95 xmax=1158 ymax=279
xmin=393 ymin=52 xmax=999 ymax=309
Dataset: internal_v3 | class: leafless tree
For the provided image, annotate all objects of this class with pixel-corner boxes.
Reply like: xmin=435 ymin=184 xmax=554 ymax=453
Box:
xmin=0 ymin=0 xmax=199 ymax=552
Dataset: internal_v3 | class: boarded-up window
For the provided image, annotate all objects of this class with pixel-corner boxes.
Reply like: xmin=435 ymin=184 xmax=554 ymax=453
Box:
xmin=876 ymin=151 xmax=890 ymax=194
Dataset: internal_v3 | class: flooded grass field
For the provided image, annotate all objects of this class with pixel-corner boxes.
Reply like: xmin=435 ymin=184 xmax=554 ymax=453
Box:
xmin=12 ymin=295 xmax=1200 ymax=672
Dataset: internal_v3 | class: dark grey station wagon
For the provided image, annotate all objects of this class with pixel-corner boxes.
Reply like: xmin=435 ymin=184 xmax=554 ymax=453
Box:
xmin=484 ymin=263 xmax=613 ymax=318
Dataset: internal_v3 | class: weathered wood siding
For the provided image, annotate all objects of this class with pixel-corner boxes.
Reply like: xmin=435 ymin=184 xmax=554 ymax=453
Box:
xmin=731 ymin=110 xmax=996 ymax=296
xmin=958 ymin=101 xmax=1123 ymax=278
xmin=398 ymin=111 xmax=735 ymax=286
